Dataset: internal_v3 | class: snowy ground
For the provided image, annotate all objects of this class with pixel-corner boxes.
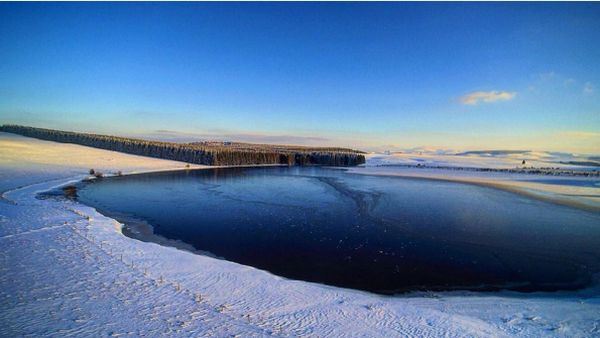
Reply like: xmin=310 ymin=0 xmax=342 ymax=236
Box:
xmin=1 ymin=132 xmax=600 ymax=337
xmin=366 ymin=150 xmax=599 ymax=170
xmin=349 ymin=154 xmax=600 ymax=213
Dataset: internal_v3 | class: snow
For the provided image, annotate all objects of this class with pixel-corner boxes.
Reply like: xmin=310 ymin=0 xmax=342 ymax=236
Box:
xmin=1 ymin=131 xmax=600 ymax=337
xmin=366 ymin=150 xmax=599 ymax=170
xmin=0 ymin=132 xmax=205 ymax=193
xmin=355 ymin=154 xmax=600 ymax=213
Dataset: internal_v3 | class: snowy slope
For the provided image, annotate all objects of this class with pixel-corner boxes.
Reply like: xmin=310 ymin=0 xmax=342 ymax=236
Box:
xmin=1 ymin=132 xmax=599 ymax=337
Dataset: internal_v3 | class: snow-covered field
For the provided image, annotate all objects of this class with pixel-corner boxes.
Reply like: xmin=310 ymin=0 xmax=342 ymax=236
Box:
xmin=1 ymin=132 xmax=600 ymax=337
xmin=366 ymin=150 xmax=599 ymax=170
xmin=349 ymin=154 xmax=600 ymax=213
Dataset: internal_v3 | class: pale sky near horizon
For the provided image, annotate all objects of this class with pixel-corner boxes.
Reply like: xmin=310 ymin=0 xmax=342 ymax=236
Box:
xmin=1 ymin=3 xmax=599 ymax=153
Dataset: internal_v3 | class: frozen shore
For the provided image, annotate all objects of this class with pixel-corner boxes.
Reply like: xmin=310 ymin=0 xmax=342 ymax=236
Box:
xmin=1 ymin=132 xmax=600 ymax=337
xmin=348 ymin=153 xmax=600 ymax=213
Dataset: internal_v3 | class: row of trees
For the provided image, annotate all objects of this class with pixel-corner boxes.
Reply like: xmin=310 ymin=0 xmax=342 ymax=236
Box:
xmin=1 ymin=125 xmax=365 ymax=166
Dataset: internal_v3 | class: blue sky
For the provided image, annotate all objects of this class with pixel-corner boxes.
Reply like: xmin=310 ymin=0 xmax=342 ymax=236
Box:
xmin=1 ymin=2 xmax=599 ymax=153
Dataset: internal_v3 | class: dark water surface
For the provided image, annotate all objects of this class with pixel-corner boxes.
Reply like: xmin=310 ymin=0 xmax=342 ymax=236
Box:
xmin=77 ymin=167 xmax=600 ymax=294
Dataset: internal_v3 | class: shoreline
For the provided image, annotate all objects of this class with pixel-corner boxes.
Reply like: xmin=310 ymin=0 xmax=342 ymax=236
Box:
xmin=369 ymin=163 xmax=600 ymax=177
xmin=66 ymin=164 xmax=600 ymax=295
xmin=94 ymin=206 xmax=224 ymax=260
xmin=40 ymin=170 xmax=600 ymax=298
xmin=33 ymin=171 xmax=600 ymax=290
xmin=347 ymin=167 xmax=600 ymax=214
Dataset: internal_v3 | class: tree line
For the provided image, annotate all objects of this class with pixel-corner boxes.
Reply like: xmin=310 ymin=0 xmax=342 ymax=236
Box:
xmin=1 ymin=125 xmax=365 ymax=166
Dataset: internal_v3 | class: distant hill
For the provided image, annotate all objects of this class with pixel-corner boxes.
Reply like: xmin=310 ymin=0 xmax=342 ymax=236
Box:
xmin=0 ymin=125 xmax=365 ymax=167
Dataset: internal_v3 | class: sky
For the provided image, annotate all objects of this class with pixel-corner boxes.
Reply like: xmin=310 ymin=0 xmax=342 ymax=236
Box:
xmin=1 ymin=2 xmax=599 ymax=153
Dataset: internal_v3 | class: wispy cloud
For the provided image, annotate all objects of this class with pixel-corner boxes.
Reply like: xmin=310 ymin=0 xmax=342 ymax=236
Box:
xmin=537 ymin=71 xmax=556 ymax=81
xmin=584 ymin=82 xmax=594 ymax=94
xmin=532 ymin=72 xmax=580 ymax=89
xmin=460 ymin=91 xmax=516 ymax=105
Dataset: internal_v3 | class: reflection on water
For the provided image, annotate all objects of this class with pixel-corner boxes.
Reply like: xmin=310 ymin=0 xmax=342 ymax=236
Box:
xmin=77 ymin=167 xmax=600 ymax=294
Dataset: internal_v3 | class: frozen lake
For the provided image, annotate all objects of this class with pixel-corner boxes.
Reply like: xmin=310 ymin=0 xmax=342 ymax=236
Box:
xmin=76 ymin=167 xmax=600 ymax=294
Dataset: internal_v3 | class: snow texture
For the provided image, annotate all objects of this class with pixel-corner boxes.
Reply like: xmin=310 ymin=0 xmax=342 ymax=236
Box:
xmin=355 ymin=154 xmax=600 ymax=212
xmin=1 ymin=132 xmax=599 ymax=337
xmin=366 ymin=150 xmax=599 ymax=170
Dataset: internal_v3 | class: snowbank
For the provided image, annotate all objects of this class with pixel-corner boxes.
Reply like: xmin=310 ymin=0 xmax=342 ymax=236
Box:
xmin=1 ymin=132 xmax=599 ymax=337
xmin=366 ymin=150 xmax=599 ymax=170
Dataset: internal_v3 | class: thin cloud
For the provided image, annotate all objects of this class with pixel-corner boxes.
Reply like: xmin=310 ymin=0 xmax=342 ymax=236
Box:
xmin=537 ymin=71 xmax=556 ymax=81
xmin=460 ymin=91 xmax=516 ymax=105
xmin=584 ymin=82 xmax=594 ymax=94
